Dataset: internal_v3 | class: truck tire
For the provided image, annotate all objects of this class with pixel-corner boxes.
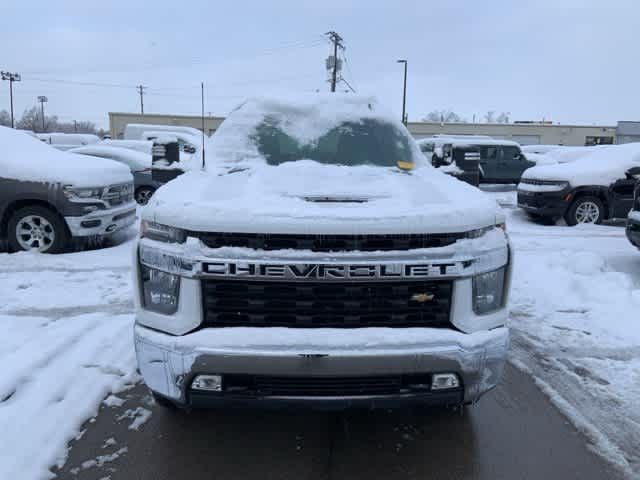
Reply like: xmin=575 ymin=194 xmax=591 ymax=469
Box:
xmin=564 ymin=196 xmax=604 ymax=226
xmin=135 ymin=186 xmax=155 ymax=206
xmin=7 ymin=205 xmax=69 ymax=253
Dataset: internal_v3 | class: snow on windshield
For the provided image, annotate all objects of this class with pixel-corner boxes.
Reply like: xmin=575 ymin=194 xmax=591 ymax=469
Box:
xmin=205 ymin=95 xmax=423 ymax=169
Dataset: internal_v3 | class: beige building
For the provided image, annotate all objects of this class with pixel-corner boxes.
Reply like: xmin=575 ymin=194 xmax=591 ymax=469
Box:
xmin=109 ymin=112 xmax=225 ymax=139
xmin=109 ymin=111 xmax=617 ymax=146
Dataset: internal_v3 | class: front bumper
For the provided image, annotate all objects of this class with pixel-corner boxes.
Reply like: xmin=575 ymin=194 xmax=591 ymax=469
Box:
xmin=134 ymin=324 xmax=509 ymax=409
xmin=64 ymin=202 xmax=136 ymax=237
xmin=627 ymin=215 xmax=640 ymax=249
xmin=517 ymin=190 xmax=569 ymax=217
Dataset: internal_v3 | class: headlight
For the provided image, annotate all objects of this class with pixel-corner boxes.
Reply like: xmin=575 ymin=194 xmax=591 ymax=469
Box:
xmin=140 ymin=220 xmax=186 ymax=243
xmin=63 ymin=186 xmax=104 ymax=201
xmin=140 ymin=264 xmax=180 ymax=315
xmin=518 ymin=180 xmax=569 ymax=192
xmin=473 ymin=267 xmax=506 ymax=315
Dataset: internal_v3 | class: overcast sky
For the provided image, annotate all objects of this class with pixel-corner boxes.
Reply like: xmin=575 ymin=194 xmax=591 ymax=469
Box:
xmin=2 ymin=0 xmax=639 ymax=128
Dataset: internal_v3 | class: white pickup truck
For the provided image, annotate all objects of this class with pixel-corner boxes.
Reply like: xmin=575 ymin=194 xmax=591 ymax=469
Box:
xmin=133 ymin=95 xmax=511 ymax=410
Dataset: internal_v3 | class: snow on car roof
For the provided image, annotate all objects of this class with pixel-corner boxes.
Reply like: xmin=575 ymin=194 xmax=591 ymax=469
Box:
xmin=69 ymin=145 xmax=151 ymax=170
xmin=0 ymin=126 xmax=132 ymax=187
xmin=522 ymin=143 xmax=640 ymax=186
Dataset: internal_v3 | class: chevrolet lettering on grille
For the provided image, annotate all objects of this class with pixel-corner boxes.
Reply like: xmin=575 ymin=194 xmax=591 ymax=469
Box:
xmin=201 ymin=262 xmax=461 ymax=280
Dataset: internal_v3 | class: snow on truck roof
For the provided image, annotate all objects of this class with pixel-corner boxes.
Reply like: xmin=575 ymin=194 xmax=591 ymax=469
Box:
xmin=0 ymin=126 xmax=132 ymax=187
xmin=145 ymin=95 xmax=504 ymax=235
xmin=206 ymin=94 xmax=421 ymax=168
xmin=522 ymin=143 xmax=640 ymax=186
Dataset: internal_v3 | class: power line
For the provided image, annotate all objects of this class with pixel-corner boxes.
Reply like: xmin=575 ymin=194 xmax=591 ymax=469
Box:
xmin=340 ymin=78 xmax=356 ymax=93
xmin=341 ymin=53 xmax=358 ymax=92
xmin=22 ymin=77 xmax=136 ymax=89
xmin=18 ymin=37 xmax=326 ymax=77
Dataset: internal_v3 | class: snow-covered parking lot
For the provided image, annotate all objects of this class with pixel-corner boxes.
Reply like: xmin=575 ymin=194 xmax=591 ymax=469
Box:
xmin=0 ymin=189 xmax=639 ymax=479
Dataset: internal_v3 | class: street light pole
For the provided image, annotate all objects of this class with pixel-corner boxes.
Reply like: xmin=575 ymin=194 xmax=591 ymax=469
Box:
xmin=37 ymin=96 xmax=48 ymax=133
xmin=397 ymin=60 xmax=407 ymax=125
xmin=1 ymin=71 xmax=21 ymax=128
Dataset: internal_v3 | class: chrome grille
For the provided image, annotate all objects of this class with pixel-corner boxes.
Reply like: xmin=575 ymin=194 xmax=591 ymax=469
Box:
xmin=102 ymin=183 xmax=134 ymax=207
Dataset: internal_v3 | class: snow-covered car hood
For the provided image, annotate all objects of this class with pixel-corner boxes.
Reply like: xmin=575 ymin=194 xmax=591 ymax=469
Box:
xmin=521 ymin=143 xmax=640 ymax=187
xmin=69 ymin=145 xmax=151 ymax=171
xmin=144 ymin=161 xmax=503 ymax=234
xmin=1 ymin=126 xmax=132 ymax=187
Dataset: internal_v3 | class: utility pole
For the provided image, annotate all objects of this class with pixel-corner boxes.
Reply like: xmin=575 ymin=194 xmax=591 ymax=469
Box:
xmin=397 ymin=60 xmax=408 ymax=125
xmin=37 ymin=96 xmax=48 ymax=132
xmin=1 ymin=71 xmax=21 ymax=128
xmin=136 ymin=84 xmax=146 ymax=114
xmin=325 ymin=31 xmax=344 ymax=92
xmin=74 ymin=120 xmax=78 ymax=133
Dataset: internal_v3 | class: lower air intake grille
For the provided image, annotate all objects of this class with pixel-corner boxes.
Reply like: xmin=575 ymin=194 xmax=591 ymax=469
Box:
xmin=201 ymin=279 xmax=453 ymax=328
xmin=220 ymin=375 xmax=432 ymax=397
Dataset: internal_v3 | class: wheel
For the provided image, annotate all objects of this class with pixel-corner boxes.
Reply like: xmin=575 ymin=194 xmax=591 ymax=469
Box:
xmin=7 ymin=206 xmax=69 ymax=253
xmin=564 ymin=196 xmax=604 ymax=226
xmin=135 ymin=187 xmax=155 ymax=205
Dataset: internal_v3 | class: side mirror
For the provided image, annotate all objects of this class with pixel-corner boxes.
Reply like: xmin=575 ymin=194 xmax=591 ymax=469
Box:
xmin=626 ymin=166 xmax=640 ymax=180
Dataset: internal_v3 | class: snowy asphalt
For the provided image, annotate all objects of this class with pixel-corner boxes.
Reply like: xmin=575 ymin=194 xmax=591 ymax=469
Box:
xmin=56 ymin=363 xmax=622 ymax=480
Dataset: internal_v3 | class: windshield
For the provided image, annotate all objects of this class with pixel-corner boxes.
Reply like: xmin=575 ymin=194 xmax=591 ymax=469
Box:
xmin=252 ymin=117 xmax=415 ymax=167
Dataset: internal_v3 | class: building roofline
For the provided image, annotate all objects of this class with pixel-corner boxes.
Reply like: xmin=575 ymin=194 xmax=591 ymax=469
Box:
xmin=108 ymin=111 xmax=226 ymax=121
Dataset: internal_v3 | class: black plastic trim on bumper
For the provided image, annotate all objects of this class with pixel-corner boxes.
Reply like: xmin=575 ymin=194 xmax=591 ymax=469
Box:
xmin=186 ymin=390 xmax=465 ymax=410
xmin=627 ymin=218 xmax=640 ymax=249
xmin=517 ymin=191 xmax=569 ymax=217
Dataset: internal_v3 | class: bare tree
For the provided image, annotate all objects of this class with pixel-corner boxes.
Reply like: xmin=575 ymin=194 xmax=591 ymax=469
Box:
xmin=484 ymin=111 xmax=495 ymax=123
xmin=0 ymin=110 xmax=11 ymax=127
xmin=495 ymin=112 xmax=510 ymax=124
xmin=16 ymin=107 xmax=44 ymax=132
xmin=483 ymin=111 xmax=510 ymax=123
xmin=423 ymin=110 xmax=465 ymax=123
xmin=15 ymin=107 xmax=97 ymax=134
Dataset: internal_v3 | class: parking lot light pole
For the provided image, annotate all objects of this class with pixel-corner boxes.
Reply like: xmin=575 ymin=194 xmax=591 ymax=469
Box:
xmin=1 ymin=71 xmax=21 ymax=128
xmin=37 ymin=96 xmax=48 ymax=133
xmin=397 ymin=60 xmax=407 ymax=125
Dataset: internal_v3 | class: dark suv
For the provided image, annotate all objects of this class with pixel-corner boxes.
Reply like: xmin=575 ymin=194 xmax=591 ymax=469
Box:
xmin=627 ymin=181 xmax=640 ymax=249
xmin=420 ymin=137 xmax=534 ymax=184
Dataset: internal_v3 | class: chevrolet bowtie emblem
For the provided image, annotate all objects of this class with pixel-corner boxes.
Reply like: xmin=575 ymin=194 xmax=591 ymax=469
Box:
xmin=411 ymin=293 xmax=434 ymax=303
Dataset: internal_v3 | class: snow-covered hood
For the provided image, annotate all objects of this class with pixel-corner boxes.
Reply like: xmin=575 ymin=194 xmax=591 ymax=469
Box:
xmin=144 ymin=161 xmax=503 ymax=234
xmin=522 ymin=143 xmax=640 ymax=187
xmin=1 ymin=126 xmax=132 ymax=187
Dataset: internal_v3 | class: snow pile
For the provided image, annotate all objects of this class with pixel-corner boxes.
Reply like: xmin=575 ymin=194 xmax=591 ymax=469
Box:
xmin=522 ymin=143 xmax=640 ymax=186
xmin=0 ymin=242 xmax=138 ymax=480
xmin=483 ymin=188 xmax=640 ymax=474
xmin=0 ymin=126 xmax=132 ymax=187
xmin=511 ymin=249 xmax=640 ymax=345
